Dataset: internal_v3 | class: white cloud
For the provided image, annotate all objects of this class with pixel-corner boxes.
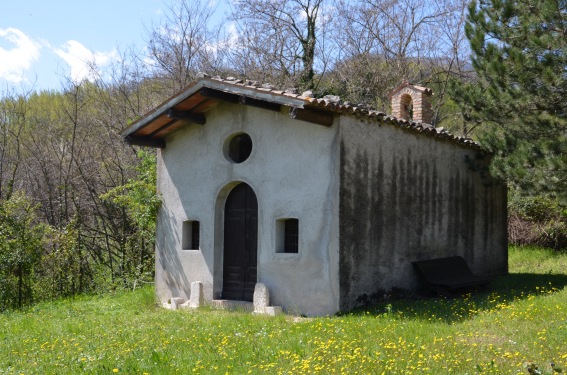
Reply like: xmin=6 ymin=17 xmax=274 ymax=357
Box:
xmin=54 ymin=40 xmax=117 ymax=83
xmin=0 ymin=28 xmax=41 ymax=83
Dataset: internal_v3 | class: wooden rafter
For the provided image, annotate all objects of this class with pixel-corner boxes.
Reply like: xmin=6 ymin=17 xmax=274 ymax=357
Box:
xmin=167 ymin=109 xmax=206 ymax=125
xmin=239 ymin=96 xmax=281 ymax=112
xmin=289 ymin=107 xmax=334 ymax=127
xmin=124 ymin=135 xmax=166 ymax=149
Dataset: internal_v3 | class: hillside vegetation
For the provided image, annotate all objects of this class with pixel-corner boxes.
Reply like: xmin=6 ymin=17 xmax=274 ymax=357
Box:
xmin=1 ymin=246 xmax=566 ymax=374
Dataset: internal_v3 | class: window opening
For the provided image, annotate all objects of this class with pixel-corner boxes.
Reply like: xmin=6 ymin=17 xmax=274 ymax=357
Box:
xmin=182 ymin=220 xmax=200 ymax=250
xmin=284 ymin=219 xmax=299 ymax=253
xmin=400 ymin=93 xmax=413 ymax=121
xmin=276 ymin=218 xmax=299 ymax=253
xmin=225 ymin=133 xmax=252 ymax=163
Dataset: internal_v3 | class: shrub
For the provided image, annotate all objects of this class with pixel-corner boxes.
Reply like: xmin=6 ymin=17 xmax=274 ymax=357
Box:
xmin=508 ymin=192 xmax=567 ymax=251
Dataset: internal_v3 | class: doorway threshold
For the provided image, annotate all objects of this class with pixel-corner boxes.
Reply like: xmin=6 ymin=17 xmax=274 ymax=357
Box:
xmin=210 ymin=299 xmax=254 ymax=312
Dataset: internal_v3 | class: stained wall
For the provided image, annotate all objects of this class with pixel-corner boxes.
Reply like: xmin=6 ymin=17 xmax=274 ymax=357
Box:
xmin=338 ymin=117 xmax=508 ymax=311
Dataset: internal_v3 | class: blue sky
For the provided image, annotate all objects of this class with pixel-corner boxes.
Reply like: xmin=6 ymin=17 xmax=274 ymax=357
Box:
xmin=0 ymin=0 xmax=169 ymax=92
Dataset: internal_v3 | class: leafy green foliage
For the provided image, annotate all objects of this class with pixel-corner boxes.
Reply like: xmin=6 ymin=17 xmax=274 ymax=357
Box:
xmin=38 ymin=219 xmax=99 ymax=299
xmin=509 ymin=192 xmax=567 ymax=250
xmin=510 ymin=194 xmax=564 ymax=224
xmin=0 ymin=83 xmax=163 ymax=308
xmin=101 ymin=149 xmax=161 ymax=288
xmin=0 ymin=191 xmax=47 ymax=310
xmin=102 ymin=149 xmax=160 ymax=240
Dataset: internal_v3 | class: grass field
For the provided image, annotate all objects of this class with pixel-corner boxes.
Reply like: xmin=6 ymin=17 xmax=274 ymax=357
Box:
xmin=1 ymin=246 xmax=566 ymax=374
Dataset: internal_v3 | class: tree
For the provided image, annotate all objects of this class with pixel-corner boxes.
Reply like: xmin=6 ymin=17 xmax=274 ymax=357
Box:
xmin=328 ymin=0 xmax=470 ymax=121
xmin=455 ymin=0 xmax=567 ymax=199
xmin=0 ymin=86 xmax=34 ymax=201
xmin=228 ymin=0 xmax=329 ymax=90
xmin=101 ymin=149 xmax=160 ymax=289
xmin=145 ymin=0 xmax=220 ymax=94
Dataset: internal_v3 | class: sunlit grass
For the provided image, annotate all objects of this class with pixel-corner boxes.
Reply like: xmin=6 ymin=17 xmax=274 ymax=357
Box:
xmin=1 ymin=246 xmax=566 ymax=374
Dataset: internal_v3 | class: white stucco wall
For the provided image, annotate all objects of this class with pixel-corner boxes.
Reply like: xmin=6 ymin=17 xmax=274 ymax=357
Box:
xmin=155 ymin=102 xmax=341 ymax=316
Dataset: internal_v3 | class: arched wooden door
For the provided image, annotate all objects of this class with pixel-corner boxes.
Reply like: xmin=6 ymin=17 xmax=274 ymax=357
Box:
xmin=222 ymin=183 xmax=258 ymax=301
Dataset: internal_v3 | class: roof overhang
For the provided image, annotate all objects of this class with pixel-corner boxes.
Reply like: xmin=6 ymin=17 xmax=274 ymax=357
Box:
xmin=121 ymin=77 xmax=325 ymax=148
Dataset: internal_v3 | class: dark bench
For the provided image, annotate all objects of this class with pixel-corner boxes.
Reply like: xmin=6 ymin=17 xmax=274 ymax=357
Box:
xmin=412 ymin=256 xmax=492 ymax=295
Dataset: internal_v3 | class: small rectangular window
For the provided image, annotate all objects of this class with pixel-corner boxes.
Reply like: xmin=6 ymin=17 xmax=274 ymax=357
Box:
xmin=284 ymin=219 xmax=299 ymax=253
xmin=276 ymin=218 xmax=299 ymax=253
xmin=182 ymin=220 xmax=200 ymax=250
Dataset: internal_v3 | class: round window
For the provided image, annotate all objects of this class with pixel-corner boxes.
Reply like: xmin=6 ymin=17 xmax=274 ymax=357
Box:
xmin=224 ymin=133 xmax=252 ymax=163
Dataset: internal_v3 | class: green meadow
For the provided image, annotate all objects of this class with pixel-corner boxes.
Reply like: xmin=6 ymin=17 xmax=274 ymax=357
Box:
xmin=1 ymin=246 xmax=566 ymax=374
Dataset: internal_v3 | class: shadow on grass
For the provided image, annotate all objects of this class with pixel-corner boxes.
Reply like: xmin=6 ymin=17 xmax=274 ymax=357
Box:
xmin=346 ymin=273 xmax=567 ymax=323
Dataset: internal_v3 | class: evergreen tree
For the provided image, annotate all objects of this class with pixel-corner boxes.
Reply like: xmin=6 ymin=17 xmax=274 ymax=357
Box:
xmin=454 ymin=0 xmax=566 ymax=200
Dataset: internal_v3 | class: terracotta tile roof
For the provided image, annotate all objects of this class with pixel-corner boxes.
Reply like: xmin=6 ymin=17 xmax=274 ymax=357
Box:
xmin=122 ymin=74 xmax=483 ymax=151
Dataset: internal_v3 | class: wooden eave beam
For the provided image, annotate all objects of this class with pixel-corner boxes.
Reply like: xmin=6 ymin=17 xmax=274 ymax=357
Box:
xmin=239 ymin=96 xmax=281 ymax=112
xmin=167 ymin=109 xmax=206 ymax=125
xmin=201 ymin=87 xmax=281 ymax=112
xmin=289 ymin=107 xmax=334 ymax=127
xmin=124 ymin=135 xmax=166 ymax=149
xmin=199 ymin=87 xmax=240 ymax=103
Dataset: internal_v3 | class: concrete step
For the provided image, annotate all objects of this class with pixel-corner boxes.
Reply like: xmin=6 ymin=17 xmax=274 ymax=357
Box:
xmin=210 ymin=299 xmax=254 ymax=312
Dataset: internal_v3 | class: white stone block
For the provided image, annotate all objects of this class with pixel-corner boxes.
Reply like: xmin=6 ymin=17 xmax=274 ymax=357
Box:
xmin=253 ymin=283 xmax=269 ymax=314
xmin=162 ymin=302 xmax=173 ymax=310
xmin=264 ymin=306 xmax=283 ymax=316
xmin=170 ymin=297 xmax=184 ymax=310
xmin=189 ymin=281 xmax=204 ymax=308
